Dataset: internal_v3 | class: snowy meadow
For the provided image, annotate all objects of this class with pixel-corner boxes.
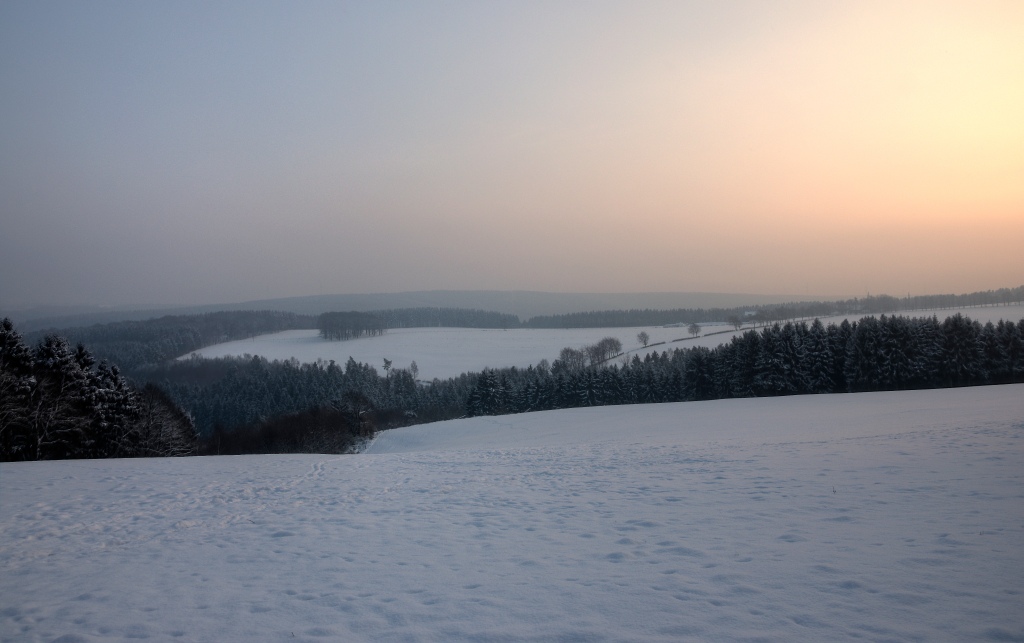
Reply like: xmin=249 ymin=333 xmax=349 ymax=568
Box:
xmin=2 ymin=384 xmax=1023 ymax=642
xmin=182 ymin=304 xmax=1024 ymax=380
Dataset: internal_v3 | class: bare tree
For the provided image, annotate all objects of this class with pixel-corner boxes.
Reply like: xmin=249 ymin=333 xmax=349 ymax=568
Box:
xmin=688 ymin=322 xmax=701 ymax=337
xmin=594 ymin=337 xmax=622 ymax=364
xmin=637 ymin=331 xmax=650 ymax=347
xmin=558 ymin=347 xmax=587 ymax=371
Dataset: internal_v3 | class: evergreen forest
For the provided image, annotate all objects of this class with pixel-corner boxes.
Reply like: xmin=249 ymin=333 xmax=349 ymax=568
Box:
xmin=1 ymin=318 xmax=197 ymax=461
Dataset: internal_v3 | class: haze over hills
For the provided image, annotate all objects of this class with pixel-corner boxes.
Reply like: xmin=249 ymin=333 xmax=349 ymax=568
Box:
xmin=6 ymin=290 xmax=817 ymax=332
xmin=4 ymin=3 xmax=1022 ymax=338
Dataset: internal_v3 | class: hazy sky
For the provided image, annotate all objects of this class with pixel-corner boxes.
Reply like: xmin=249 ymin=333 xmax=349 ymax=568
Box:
xmin=2 ymin=1 xmax=1022 ymax=310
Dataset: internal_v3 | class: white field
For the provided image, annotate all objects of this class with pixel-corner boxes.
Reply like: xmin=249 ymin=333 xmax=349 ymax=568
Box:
xmin=1 ymin=384 xmax=1022 ymax=642
xmin=182 ymin=304 xmax=1024 ymax=380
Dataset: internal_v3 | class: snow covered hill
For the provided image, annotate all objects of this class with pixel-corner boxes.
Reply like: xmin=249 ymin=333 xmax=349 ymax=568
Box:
xmin=2 ymin=385 xmax=1023 ymax=641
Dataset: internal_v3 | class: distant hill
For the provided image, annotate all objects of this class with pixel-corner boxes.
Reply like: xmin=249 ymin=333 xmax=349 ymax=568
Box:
xmin=216 ymin=291 xmax=812 ymax=319
xmin=7 ymin=290 xmax=809 ymax=332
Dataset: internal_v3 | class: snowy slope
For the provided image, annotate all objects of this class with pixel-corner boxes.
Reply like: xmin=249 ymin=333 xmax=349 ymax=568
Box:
xmin=2 ymin=384 xmax=1023 ymax=642
xmin=182 ymin=304 xmax=1024 ymax=381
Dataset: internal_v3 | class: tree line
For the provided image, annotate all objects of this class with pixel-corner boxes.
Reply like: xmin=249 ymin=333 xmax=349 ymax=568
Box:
xmin=465 ymin=314 xmax=1024 ymax=416
xmin=154 ymin=354 xmax=472 ymax=442
xmin=23 ymin=310 xmax=315 ymax=374
xmin=203 ymin=401 xmax=374 ymax=456
xmin=318 ymin=311 xmax=387 ymax=340
xmin=522 ymin=286 xmax=1024 ymax=329
xmin=1 ymin=318 xmax=197 ymax=461
xmin=317 ymin=307 xmax=520 ymax=340
xmin=370 ymin=307 xmax=519 ymax=329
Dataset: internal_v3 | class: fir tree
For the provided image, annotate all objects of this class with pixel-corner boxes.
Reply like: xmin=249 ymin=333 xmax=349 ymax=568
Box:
xmin=939 ymin=314 xmax=984 ymax=386
xmin=802 ymin=319 xmax=835 ymax=393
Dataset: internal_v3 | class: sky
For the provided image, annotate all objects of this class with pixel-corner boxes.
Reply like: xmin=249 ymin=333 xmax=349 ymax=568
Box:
xmin=1 ymin=1 xmax=1022 ymax=310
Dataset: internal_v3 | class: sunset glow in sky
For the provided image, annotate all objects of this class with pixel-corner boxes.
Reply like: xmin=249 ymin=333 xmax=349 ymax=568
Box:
xmin=1 ymin=1 xmax=1022 ymax=309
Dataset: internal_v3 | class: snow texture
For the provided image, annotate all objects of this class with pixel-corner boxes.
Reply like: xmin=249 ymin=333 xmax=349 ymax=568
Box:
xmin=181 ymin=304 xmax=1024 ymax=381
xmin=2 ymin=384 xmax=1023 ymax=642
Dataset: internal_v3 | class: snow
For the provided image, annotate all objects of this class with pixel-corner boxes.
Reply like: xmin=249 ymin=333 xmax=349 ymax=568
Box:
xmin=181 ymin=304 xmax=1024 ymax=381
xmin=3 ymin=384 xmax=1023 ymax=642
xmin=182 ymin=326 xmax=694 ymax=380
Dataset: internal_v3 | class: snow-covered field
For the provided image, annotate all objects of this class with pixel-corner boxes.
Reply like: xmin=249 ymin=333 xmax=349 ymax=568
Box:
xmin=184 ymin=326 xmax=659 ymax=380
xmin=182 ymin=304 xmax=1024 ymax=381
xmin=2 ymin=384 xmax=1023 ymax=642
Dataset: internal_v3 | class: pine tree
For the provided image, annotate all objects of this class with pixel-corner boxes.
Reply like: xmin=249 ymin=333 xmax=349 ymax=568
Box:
xmin=0 ymin=318 xmax=34 ymax=460
xmin=980 ymin=322 xmax=1008 ymax=383
xmin=939 ymin=314 xmax=984 ymax=386
xmin=682 ymin=347 xmax=714 ymax=401
xmin=844 ymin=317 xmax=880 ymax=392
xmin=782 ymin=322 xmax=809 ymax=393
xmin=830 ymin=319 xmax=854 ymax=392
xmin=912 ymin=316 xmax=943 ymax=388
xmin=995 ymin=319 xmax=1023 ymax=381
xmin=91 ymin=361 xmax=143 ymax=457
xmin=877 ymin=316 xmax=916 ymax=390
xmin=29 ymin=335 xmax=94 ymax=459
xmin=755 ymin=324 xmax=800 ymax=395
xmin=709 ymin=344 xmax=731 ymax=398
xmin=136 ymin=384 xmax=198 ymax=456
xmin=802 ymin=319 xmax=835 ymax=393
xmin=729 ymin=331 xmax=759 ymax=398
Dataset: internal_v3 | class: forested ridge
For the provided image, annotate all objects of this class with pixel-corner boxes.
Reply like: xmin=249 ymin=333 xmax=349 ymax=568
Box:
xmin=23 ymin=310 xmax=315 ymax=373
xmin=523 ymin=285 xmax=1024 ymax=328
xmin=371 ymin=307 xmax=519 ymax=329
xmin=318 ymin=311 xmax=387 ymax=340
